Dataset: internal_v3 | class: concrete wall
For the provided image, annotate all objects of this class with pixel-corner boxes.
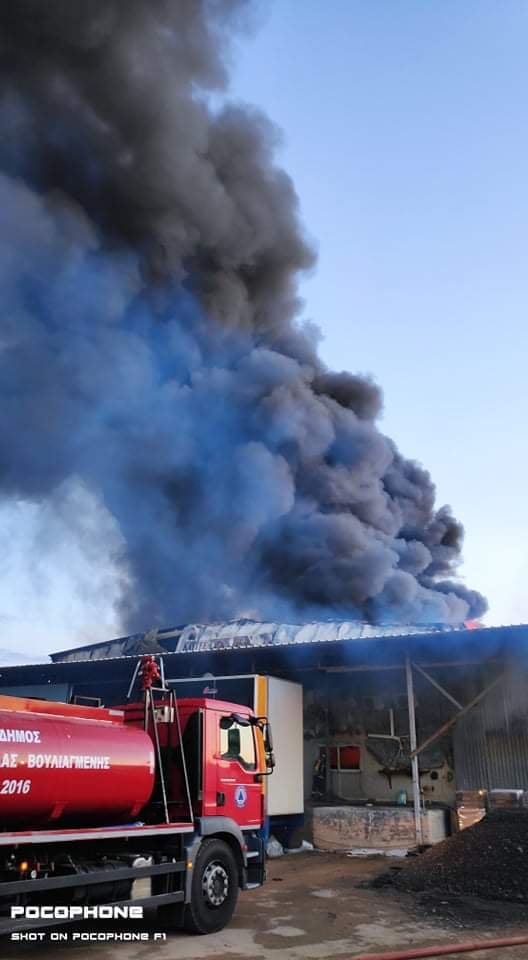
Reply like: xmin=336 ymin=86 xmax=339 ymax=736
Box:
xmin=312 ymin=804 xmax=449 ymax=851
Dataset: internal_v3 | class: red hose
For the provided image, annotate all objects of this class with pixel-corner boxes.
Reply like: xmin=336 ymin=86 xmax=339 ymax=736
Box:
xmin=351 ymin=934 xmax=528 ymax=959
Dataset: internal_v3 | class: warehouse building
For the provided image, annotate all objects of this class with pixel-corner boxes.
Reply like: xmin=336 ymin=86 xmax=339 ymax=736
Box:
xmin=1 ymin=620 xmax=527 ymax=852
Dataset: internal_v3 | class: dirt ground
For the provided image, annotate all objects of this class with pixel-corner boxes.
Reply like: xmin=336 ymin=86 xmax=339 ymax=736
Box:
xmin=4 ymin=852 xmax=528 ymax=960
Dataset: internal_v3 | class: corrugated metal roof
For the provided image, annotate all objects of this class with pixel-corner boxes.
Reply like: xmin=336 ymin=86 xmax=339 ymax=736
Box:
xmin=50 ymin=619 xmax=454 ymax=661
xmin=49 ymin=618 xmax=528 ymax=662
xmin=172 ymin=619 xmax=440 ymax=654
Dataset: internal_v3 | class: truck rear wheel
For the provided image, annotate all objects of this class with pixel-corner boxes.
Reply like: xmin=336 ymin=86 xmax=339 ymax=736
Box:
xmin=184 ymin=838 xmax=239 ymax=935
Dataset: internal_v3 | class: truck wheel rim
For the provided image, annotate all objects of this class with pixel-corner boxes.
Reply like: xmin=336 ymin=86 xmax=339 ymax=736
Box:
xmin=202 ymin=861 xmax=229 ymax=907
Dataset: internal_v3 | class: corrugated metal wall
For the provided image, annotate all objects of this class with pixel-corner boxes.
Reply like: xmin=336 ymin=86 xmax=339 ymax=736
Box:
xmin=454 ymin=667 xmax=528 ymax=790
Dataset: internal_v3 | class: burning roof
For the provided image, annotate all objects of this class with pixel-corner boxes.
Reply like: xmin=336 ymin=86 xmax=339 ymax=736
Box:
xmin=51 ymin=618 xmax=475 ymax=662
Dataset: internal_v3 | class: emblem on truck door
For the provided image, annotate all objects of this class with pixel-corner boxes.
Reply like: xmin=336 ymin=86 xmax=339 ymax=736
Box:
xmin=234 ymin=785 xmax=247 ymax=808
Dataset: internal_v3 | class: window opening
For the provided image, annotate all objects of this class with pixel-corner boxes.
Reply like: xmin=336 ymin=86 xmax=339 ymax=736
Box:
xmin=329 ymin=744 xmax=361 ymax=771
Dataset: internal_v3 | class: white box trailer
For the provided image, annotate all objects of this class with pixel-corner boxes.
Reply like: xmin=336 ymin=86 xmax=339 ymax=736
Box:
xmin=169 ymin=674 xmax=304 ymax=818
xmin=265 ymin=675 xmax=304 ymax=816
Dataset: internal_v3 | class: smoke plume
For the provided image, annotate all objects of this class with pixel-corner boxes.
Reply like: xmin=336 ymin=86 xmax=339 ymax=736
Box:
xmin=0 ymin=0 xmax=486 ymax=633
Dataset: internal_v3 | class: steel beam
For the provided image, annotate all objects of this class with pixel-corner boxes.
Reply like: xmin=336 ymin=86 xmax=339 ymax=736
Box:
xmin=411 ymin=662 xmax=463 ymax=710
xmin=409 ymin=672 xmax=505 ymax=759
xmin=405 ymin=654 xmax=423 ymax=845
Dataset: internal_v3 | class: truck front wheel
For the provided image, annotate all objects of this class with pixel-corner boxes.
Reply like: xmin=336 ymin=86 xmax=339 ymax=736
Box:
xmin=184 ymin=838 xmax=239 ymax=934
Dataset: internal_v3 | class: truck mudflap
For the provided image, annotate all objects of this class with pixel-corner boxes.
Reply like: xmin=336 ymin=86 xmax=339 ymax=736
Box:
xmin=243 ymin=833 xmax=265 ymax=889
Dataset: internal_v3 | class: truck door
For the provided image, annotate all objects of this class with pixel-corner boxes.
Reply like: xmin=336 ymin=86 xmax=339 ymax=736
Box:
xmin=217 ymin=715 xmax=262 ymax=828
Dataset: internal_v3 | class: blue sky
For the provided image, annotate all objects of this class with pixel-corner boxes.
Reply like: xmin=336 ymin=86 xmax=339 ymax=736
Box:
xmin=227 ymin=0 xmax=528 ymax=625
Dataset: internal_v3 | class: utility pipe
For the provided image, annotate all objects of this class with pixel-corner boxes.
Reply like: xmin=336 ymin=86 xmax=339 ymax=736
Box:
xmin=351 ymin=933 xmax=528 ymax=959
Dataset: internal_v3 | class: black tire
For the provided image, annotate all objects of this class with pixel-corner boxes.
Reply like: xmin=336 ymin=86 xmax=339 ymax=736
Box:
xmin=184 ymin=838 xmax=239 ymax=935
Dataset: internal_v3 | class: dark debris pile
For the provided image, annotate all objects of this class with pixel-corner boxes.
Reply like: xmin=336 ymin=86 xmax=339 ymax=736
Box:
xmin=388 ymin=811 xmax=528 ymax=903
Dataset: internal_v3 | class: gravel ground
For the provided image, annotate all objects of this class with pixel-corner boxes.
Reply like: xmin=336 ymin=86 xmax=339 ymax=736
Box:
xmin=387 ymin=811 xmax=528 ymax=903
xmin=3 ymin=852 xmax=528 ymax=960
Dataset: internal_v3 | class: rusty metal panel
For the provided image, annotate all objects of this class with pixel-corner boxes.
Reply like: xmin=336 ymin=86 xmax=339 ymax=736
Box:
xmin=454 ymin=668 xmax=528 ymax=790
xmin=454 ymin=712 xmax=489 ymax=790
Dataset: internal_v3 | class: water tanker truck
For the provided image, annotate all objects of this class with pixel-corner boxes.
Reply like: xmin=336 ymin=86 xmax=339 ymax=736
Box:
xmin=0 ymin=656 xmax=274 ymax=935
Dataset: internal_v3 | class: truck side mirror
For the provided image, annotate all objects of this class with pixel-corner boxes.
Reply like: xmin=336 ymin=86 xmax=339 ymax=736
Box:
xmin=263 ymin=722 xmax=273 ymax=754
xmin=260 ymin=721 xmax=275 ymax=774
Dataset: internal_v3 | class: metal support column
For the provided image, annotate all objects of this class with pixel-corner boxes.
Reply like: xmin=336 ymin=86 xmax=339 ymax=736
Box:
xmin=405 ymin=654 xmax=423 ymax=845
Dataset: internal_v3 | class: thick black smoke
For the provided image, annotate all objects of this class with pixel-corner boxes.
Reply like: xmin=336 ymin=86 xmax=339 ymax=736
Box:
xmin=0 ymin=0 xmax=486 ymax=629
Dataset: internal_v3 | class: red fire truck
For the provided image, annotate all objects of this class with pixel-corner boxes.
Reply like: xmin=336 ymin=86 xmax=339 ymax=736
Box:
xmin=0 ymin=657 xmax=274 ymax=935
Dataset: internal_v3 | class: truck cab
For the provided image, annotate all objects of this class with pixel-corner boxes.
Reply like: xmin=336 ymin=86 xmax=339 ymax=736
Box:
xmin=121 ymin=697 xmax=272 ymax=826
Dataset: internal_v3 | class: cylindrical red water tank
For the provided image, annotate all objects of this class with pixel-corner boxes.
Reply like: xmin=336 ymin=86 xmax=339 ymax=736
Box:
xmin=0 ymin=699 xmax=155 ymax=828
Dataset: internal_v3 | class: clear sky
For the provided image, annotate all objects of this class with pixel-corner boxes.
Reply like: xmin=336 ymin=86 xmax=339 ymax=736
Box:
xmin=227 ymin=0 xmax=528 ymax=626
